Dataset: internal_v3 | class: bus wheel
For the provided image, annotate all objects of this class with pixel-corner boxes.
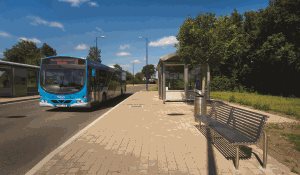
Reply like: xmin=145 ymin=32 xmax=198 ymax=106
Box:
xmin=102 ymin=93 xmax=107 ymax=103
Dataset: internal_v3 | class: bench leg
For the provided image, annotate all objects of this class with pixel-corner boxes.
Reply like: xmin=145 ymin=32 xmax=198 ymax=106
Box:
xmin=235 ymin=145 xmax=239 ymax=169
xmin=263 ymin=131 xmax=268 ymax=168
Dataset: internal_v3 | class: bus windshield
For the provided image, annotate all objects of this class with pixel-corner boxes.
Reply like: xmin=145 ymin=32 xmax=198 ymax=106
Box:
xmin=40 ymin=57 xmax=86 ymax=94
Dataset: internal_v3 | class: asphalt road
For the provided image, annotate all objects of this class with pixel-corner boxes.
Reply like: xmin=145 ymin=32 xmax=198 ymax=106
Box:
xmin=0 ymin=85 xmax=148 ymax=175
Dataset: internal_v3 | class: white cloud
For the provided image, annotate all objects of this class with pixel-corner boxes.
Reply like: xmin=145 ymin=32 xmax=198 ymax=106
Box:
xmin=95 ymin=27 xmax=102 ymax=32
xmin=120 ymin=64 xmax=130 ymax=70
xmin=88 ymin=1 xmax=98 ymax=7
xmin=108 ymin=64 xmax=115 ymax=68
xmin=28 ymin=16 xmax=65 ymax=31
xmin=19 ymin=37 xmax=42 ymax=44
xmin=0 ymin=31 xmax=11 ymax=37
xmin=75 ymin=43 xmax=88 ymax=50
xmin=131 ymin=59 xmax=141 ymax=64
xmin=119 ymin=44 xmax=130 ymax=50
xmin=116 ymin=51 xmax=131 ymax=57
xmin=149 ymin=36 xmax=178 ymax=47
xmin=58 ymin=0 xmax=98 ymax=7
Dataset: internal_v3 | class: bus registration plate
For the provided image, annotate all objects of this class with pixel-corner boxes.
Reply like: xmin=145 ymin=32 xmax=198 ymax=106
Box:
xmin=56 ymin=104 xmax=67 ymax=107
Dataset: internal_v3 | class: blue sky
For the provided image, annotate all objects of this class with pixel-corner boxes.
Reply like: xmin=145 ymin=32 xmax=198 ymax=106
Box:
xmin=0 ymin=0 xmax=268 ymax=72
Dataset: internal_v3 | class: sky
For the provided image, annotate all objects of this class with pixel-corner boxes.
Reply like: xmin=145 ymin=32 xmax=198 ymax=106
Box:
xmin=0 ymin=0 xmax=269 ymax=72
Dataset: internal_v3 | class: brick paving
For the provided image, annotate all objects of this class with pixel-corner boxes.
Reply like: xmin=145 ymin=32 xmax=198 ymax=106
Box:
xmin=28 ymin=91 xmax=295 ymax=175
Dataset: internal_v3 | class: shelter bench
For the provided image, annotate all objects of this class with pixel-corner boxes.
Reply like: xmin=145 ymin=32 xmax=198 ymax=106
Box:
xmin=197 ymin=101 xmax=269 ymax=169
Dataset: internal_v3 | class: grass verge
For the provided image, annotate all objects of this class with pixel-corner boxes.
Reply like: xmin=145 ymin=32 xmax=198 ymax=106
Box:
xmin=211 ymin=91 xmax=300 ymax=120
xmin=148 ymin=84 xmax=158 ymax=91
xmin=263 ymin=123 xmax=300 ymax=173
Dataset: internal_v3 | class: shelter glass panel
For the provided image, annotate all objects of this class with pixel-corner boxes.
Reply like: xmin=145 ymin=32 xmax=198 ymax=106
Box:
xmin=27 ymin=69 xmax=38 ymax=95
xmin=188 ymin=66 xmax=201 ymax=90
xmin=165 ymin=65 xmax=184 ymax=90
xmin=0 ymin=67 xmax=11 ymax=88
xmin=14 ymin=67 xmax=27 ymax=96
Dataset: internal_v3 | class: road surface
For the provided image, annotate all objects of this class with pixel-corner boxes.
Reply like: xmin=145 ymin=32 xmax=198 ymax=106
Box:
xmin=0 ymin=85 xmax=148 ymax=175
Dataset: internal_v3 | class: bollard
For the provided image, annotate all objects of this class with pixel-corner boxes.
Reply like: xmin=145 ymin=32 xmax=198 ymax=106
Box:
xmin=194 ymin=93 xmax=201 ymax=121
xmin=194 ymin=89 xmax=205 ymax=121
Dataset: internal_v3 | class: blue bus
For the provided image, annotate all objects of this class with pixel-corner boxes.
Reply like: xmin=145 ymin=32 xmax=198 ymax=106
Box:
xmin=39 ymin=56 xmax=126 ymax=108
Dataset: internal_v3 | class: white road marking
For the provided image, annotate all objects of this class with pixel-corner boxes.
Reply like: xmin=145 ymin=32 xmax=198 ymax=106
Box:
xmin=25 ymin=95 xmax=131 ymax=175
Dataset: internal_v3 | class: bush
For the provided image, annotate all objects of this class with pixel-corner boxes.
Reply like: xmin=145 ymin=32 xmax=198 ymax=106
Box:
xmin=210 ymin=76 xmax=236 ymax=91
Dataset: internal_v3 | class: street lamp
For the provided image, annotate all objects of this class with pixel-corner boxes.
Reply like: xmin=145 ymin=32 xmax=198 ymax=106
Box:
xmin=138 ymin=36 xmax=149 ymax=91
xmin=95 ymin=35 xmax=105 ymax=62
xmin=132 ymin=62 xmax=135 ymax=86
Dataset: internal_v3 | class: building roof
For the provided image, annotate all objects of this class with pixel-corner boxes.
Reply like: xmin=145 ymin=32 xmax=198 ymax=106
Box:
xmin=0 ymin=60 xmax=39 ymax=69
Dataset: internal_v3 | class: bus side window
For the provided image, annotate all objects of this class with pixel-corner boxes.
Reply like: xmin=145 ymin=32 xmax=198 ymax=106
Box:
xmin=98 ymin=70 xmax=105 ymax=87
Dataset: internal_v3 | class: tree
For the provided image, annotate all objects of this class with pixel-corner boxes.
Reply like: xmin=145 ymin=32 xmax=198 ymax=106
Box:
xmin=40 ymin=43 xmax=57 ymax=57
xmin=125 ymin=71 xmax=134 ymax=83
xmin=141 ymin=64 xmax=156 ymax=79
xmin=87 ymin=46 xmax=101 ymax=62
xmin=135 ymin=72 xmax=144 ymax=83
xmin=113 ymin=64 xmax=122 ymax=70
xmin=176 ymin=0 xmax=300 ymax=96
xmin=177 ymin=13 xmax=220 ymax=94
xmin=3 ymin=40 xmax=41 ymax=65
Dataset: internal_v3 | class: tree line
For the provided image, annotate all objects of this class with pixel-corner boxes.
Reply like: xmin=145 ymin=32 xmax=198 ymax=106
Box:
xmin=2 ymin=39 xmax=156 ymax=84
xmin=114 ymin=64 xmax=156 ymax=84
xmin=2 ymin=40 xmax=102 ymax=65
xmin=177 ymin=0 xmax=300 ymax=97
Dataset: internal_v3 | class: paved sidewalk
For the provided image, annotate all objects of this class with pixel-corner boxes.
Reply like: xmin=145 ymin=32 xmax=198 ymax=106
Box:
xmin=0 ymin=95 xmax=39 ymax=104
xmin=27 ymin=91 xmax=294 ymax=175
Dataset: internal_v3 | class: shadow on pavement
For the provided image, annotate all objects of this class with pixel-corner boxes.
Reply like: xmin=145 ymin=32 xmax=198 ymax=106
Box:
xmin=196 ymin=125 xmax=252 ymax=170
xmin=46 ymin=93 xmax=132 ymax=113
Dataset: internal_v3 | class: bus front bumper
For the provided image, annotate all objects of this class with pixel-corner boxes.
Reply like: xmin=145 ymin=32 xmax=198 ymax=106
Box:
xmin=39 ymin=101 xmax=55 ymax=107
xmin=70 ymin=102 xmax=90 ymax=108
xmin=39 ymin=100 xmax=90 ymax=108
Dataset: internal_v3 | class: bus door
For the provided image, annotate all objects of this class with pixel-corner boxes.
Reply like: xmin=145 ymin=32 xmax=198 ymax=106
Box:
xmin=88 ymin=67 xmax=96 ymax=103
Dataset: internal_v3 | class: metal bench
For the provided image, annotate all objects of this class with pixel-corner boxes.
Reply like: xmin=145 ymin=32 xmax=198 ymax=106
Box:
xmin=197 ymin=101 xmax=269 ymax=169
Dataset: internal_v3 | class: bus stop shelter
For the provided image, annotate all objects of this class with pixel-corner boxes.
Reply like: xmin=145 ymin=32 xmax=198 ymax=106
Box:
xmin=0 ymin=60 xmax=39 ymax=97
xmin=157 ymin=53 xmax=203 ymax=103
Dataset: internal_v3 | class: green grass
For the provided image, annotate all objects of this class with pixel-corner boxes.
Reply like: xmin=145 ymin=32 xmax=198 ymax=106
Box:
xmin=211 ymin=91 xmax=300 ymax=120
xmin=282 ymin=133 xmax=300 ymax=152
xmin=149 ymin=84 xmax=158 ymax=91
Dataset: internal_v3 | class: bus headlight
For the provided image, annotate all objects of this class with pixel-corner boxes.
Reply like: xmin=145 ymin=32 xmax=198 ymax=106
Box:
xmin=76 ymin=99 xmax=84 ymax=103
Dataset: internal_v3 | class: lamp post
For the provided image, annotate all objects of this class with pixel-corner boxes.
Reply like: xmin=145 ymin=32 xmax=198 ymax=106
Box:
xmin=95 ymin=35 xmax=105 ymax=62
xmin=132 ymin=62 xmax=135 ymax=86
xmin=139 ymin=36 xmax=149 ymax=91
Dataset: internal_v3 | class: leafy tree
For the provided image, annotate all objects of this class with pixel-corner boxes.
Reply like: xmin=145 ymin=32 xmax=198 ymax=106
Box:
xmin=177 ymin=13 xmax=221 ymax=94
xmin=125 ymin=71 xmax=134 ymax=83
xmin=176 ymin=0 xmax=300 ymax=96
xmin=40 ymin=43 xmax=57 ymax=57
xmin=87 ymin=46 xmax=101 ymax=63
xmin=113 ymin=64 xmax=122 ymax=70
xmin=141 ymin=64 xmax=156 ymax=79
xmin=3 ymin=40 xmax=41 ymax=65
xmin=135 ymin=72 xmax=144 ymax=83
